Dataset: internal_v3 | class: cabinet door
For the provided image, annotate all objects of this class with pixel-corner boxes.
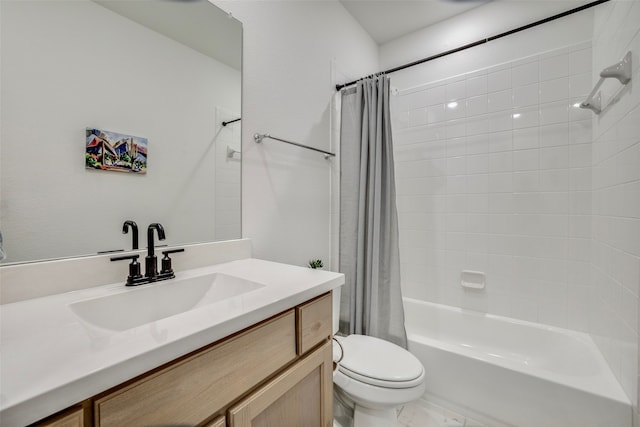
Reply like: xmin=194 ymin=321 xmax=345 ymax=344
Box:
xmin=228 ymin=340 xmax=333 ymax=427
xmin=32 ymin=407 xmax=84 ymax=427
xmin=203 ymin=416 xmax=225 ymax=427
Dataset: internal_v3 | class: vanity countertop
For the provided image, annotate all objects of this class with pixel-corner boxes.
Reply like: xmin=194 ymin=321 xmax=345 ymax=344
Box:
xmin=0 ymin=258 xmax=344 ymax=426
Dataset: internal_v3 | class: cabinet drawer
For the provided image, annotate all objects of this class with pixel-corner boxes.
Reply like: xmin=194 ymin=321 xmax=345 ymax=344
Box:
xmin=296 ymin=292 xmax=332 ymax=355
xmin=94 ymin=310 xmax=296 ymax=427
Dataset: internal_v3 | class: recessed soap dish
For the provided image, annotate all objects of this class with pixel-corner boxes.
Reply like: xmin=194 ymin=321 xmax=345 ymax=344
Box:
xmin=461 ymin=270 xmax=485 ymax=290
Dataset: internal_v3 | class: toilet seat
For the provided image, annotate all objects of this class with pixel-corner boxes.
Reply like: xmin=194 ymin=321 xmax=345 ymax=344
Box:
xmin=336 ymin=335 xmax=425 ymax=389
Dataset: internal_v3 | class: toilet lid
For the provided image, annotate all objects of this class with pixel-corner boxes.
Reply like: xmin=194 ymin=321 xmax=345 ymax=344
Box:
xmin=337 ymin=335 xmax=424 ymax=389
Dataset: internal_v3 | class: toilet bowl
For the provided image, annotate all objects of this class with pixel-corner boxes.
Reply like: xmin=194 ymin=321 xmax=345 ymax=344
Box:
xmin=332 ymin=293 xmax=425 ymax=427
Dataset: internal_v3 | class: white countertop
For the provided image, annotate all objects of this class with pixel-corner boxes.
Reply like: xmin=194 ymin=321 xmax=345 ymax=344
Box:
xmin=0 ymin=258 xmax=344 ymax=426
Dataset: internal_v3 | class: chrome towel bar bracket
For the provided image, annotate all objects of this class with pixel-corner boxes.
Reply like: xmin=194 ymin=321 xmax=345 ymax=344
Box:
xmin=254 ymin=133 xmax=335 ymax=159
xmin=580 ymin=51 xmax=632 ymax=115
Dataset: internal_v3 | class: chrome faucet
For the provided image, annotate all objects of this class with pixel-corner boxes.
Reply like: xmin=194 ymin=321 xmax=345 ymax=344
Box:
xmin=145 ymin=223 xmax=166 ymax=281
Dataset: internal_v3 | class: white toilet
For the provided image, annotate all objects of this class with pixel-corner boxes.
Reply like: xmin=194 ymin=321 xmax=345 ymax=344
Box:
xmin=332 ymin=292 xmax=426 ymax=427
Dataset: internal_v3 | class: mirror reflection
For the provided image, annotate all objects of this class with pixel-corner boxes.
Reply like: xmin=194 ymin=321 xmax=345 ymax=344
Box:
xmin=0 ymin=0 xmax=242 ymax=264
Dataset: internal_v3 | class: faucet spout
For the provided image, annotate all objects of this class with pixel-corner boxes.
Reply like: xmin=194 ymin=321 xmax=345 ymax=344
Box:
xmin=122 ymin=220 xmax=139 ymax=250
xmin=145 ymin=223 xmax=166 ymax=280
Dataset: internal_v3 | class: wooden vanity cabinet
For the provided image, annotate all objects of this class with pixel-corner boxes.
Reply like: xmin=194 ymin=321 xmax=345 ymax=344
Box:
xmin=30 ymin=406 xmax=85 ymax=427
xmin=228 ymin=340 xmax=332 ymax=427
xmin=94 ymin=310 xmax=297 ymax=427
xmin=204 ymin=416 xmax=226 ymax=427
xmin=31 ymin=292 xmax=333 ymax=427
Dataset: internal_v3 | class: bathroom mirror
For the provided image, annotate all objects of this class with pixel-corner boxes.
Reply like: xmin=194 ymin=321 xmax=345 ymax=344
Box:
xmin=0 ymin=0 xmax=242 ymax=264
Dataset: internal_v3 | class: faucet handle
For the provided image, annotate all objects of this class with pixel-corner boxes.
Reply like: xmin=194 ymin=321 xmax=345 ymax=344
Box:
xmin=160 ymin=248 xmax=185 ymax=277
xmin=110 ymin=254 xmax=146 ymax=286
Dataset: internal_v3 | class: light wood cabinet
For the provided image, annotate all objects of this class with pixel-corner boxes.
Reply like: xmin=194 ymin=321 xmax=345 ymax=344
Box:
xmin=296 ymin=292 xmax=332 ymax=355
xmin=227 ymin=340 xmax=333 ymax=427
xmin=31 ymin=291 xmax=333 ymax=427
xmin=94 ymin=310 xmax=296 ymax=427
xmin=203 ymin=416 xmax=226 ymax=427
xmin=31 ymin=406 xmax=84 ymax=427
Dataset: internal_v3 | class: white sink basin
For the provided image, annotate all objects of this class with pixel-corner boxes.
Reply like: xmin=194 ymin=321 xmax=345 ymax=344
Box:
xmin=69 ymin=273 xmax=265 ymax=331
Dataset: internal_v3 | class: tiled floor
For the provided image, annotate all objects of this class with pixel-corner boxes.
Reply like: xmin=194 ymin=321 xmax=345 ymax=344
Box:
xmin=398 ymin=400 xmax=488 ymax=427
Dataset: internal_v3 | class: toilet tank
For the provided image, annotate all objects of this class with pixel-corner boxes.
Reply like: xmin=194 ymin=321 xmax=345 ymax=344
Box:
xmin=332 ymin=288 xmax=341 ymax=335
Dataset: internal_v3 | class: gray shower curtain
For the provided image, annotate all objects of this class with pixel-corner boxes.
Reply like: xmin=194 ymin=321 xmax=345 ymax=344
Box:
xmin=339 ymin=75 xmax=407 ymax=348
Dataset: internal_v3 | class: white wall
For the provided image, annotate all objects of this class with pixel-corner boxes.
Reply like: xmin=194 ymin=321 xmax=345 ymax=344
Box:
xmin=590 ymin=0 xmax=640 ymax=420
xmin=214 ymin=107 xmax=242 ymax=241
xmin=0 ymin=0 xmax=241 ymax=262
xmin=214 ymin=0 xmax=379 ymax=267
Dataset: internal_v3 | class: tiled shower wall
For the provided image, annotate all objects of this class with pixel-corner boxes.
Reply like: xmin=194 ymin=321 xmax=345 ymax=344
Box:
xmin=392 ymin=42 xmax=594 ymax=329
xmin=590 ymin=0 xmax=640 ymax=416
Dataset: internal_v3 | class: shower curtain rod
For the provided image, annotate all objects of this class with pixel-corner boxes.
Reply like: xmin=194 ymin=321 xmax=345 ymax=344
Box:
xmin=335 ymin=0 xmax=609 ymax=91
xmin=222 ymin=117 xmax=241 ymax=126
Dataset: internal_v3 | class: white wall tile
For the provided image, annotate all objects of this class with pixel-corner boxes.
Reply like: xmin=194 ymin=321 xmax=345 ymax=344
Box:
xmin=512 ymin=106 xmax=540 ymax=130
xmin=446 ymin=80 xmax=466 ymax=102
xmin=467 ymin=94 xmax=488 ymax=116
xmin=569 ymin=48 xmax=592 ymax=75
xmin=589 ymin=1 xmax=640 ymax=414
xmin=488 ymin=89 xmax=513 ymax=112
xmin=466 ymin=74 xmax=488 ymax=97
xmin=446 ymin=119 xmax=467 ymax=139
xmin=488 ymin=112 xmax=513 ymax=132
xmin=488 ymin=68 xmax=511 ymax=92
xmin=569 ymin=143 xmax=592 ymax=168
xmin=466 ymin=133 xmax=489 ymax=154
xmin=569 ymin=120 xmax=592 ymax=145
xmin=512 ymin=61 xmax=539 ymax=87
xmin=446 ymin=137 xmax=467 ymax=157
xmin=445 ymin=101 xmax=467 ymax=120
xmin=489 ymin=172 xmax=513 ymax=193
xmin=540 ymin=101 xmax=569 ymax=125
xmin=489 ymin=151 xmax=513 ymax=172
xmin=540 ymin=77 xmax=570 ymax=103
xmin=466 ymin=115 xmax=489 ymax=135
xmin=540 ymin=146 xmax=570 ymax=170
xmin=570 ymin=168 xmax=592 ymax=191
xmin=513 ymin=127 xmax=539 ymax=150
xmin=514 ymin=149 xmax=539 ymax=171
xmin=539 ymin=169 xmax=569 ymax=192
xmin=540 ymin=123 xmax=569 ymax=148
xmin=467 ymin=193 xmax=489 ymax=213
xmin=427 ymin=85 xmax=446 ymax=105
xmin=513 ymin=171 xmax=539 ymax=192
xmin=446 ymin=156 xmax=467 ymax=175
xmin=467 ymin=154 xmax=489 ymax=175
xmin=513 ymin=83 xmax=539 ymax=108
xmin=569 ymin=72 xmax=592 ymax=98
xmin=393 ymin=39 xmax=602 ymax=346
xmin=540 ymin=53 xmax=569 ymax=81
xmin=408 ymin=107 xmax=428 ymax=127
xmin=427 ymin=104 xmax=446 ymax=124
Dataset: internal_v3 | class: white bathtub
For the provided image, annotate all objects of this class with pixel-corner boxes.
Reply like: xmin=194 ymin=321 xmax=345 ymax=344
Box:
xmin=403 ymin=298 xmax=632 ymax=427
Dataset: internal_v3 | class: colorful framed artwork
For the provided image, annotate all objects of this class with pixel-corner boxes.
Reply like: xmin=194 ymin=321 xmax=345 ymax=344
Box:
xmin=85 ymin=128 xmax=147 ymax=174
